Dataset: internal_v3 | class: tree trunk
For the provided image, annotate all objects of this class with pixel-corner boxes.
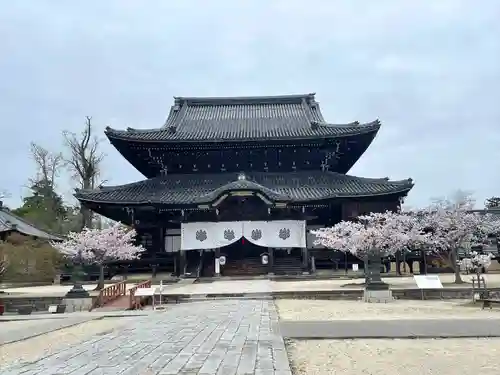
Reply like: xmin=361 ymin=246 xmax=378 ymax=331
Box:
xmin=395 ymin=251 xmax=402 ymax=276
xmin=364 ymin=255 xmax=369 ymax=284
xmin=96 ymin=264 xmax=105 ymax=290
xmin=450 ymin=248 xmax=464 ymax=284
xmin=152 ymin=264 xmax=157 ymax=278
xmin=80 ymin=205 xmax=93 ymax=230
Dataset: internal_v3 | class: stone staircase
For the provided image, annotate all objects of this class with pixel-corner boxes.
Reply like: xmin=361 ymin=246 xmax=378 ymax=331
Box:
xmin=222 ymin=257 xmax=268 ymax=276
xmin=273 ymin=256 xmax=303 ymax=275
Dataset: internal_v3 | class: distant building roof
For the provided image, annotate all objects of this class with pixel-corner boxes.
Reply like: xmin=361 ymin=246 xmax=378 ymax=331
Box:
xmin=469 ymin=208 xmax=500 ymax=215
xmin=0 ymin=202 xmax=63 ymax=241
xmin=75 ymin=171 xmax=413 ymax=206
xmin=105 ymin=93 xmax=381 ymax=143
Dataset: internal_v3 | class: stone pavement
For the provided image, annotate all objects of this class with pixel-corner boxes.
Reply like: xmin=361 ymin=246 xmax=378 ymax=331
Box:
xmin=0 ymin=316 xmax=97 ymax=345
xmin=7 ymin=273 xmax=500 ymax=297
xmin=0 ymin=309 xmax=149 ymax=321
xmin=280 ymin=318 xmax=500 ymax=339
xmin=0 ymin=300 xmax=293 ymax=375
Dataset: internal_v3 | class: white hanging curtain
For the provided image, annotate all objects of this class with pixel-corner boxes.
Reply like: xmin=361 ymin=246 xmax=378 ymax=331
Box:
xmin=181 ymin=220 xmax=307 ymax=250
xmin=243 ymin=220 xmax=306 ymax=248
xmin=181 ymin=221 xmax=243 ymax=250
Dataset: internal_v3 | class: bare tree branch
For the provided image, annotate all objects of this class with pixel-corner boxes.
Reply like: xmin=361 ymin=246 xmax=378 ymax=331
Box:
xmin=0 ymin=189 xmax=9 ymax=201
xmin=63 ymin=116 xmax=105 ymax=229
xmin=29 ymin=143 xmax=63 ymax=190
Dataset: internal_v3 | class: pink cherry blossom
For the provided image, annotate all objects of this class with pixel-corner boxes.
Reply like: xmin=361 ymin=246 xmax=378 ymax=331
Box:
xmin=52 ymin=223 xmax=145 ymax=265
xmin=312 ymin=211 xmax=431 ymax=258
xmin=418 ymin=201 xmax=500 ymax=254
xmin=458 ymin=251 xmax=494 ymax=273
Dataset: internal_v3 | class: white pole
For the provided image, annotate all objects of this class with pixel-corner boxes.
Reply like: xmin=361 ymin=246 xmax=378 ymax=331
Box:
xmin=159 ymin=279 xmax=163 ymax=307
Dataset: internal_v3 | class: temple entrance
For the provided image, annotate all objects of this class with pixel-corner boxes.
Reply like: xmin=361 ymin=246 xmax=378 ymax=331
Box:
xmin=181 ymin=219 xmax=307 ymax=277
xmin=220 ymin=238 xmax=268 ymax=276
xmin=273 ymin=248 xmax=304 ymax=275
xmin=223 ymin=238 xmax=263 ymax=260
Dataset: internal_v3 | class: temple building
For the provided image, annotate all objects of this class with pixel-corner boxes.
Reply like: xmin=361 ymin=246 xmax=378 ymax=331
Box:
xmin=0 ymin=201 xmax=62 ymax=242
xmin=75 ymin=94 xmax=414 ymax=276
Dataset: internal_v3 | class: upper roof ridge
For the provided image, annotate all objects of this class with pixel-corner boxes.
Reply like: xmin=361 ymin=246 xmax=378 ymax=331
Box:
xmin=173 ymin=93 xmax=316 ymax=106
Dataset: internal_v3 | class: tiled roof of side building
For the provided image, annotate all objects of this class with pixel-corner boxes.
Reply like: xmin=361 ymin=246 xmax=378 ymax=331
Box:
xmin=75 ymin=171 xmax=414 ymax=206
xmin=105 ymin=93 xmax=381 ymax=142
xmin=0 ymin=206 xmax=63 ymax=241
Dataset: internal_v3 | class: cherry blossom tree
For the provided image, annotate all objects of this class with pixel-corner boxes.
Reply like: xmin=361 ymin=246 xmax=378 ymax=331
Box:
xmin=418 ymin=196 xmax=500 ymax=284
xmin=458 ymin=251 xmax=494 ymax=288
xmin=52 ymin=223 xmax=145 ymax=290
xmin=313 ymin=211 xmax=431 ymax=287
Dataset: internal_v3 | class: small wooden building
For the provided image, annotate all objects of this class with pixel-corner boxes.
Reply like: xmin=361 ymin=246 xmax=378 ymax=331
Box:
xmin=0 ymin=201 xmax=62 ymax=242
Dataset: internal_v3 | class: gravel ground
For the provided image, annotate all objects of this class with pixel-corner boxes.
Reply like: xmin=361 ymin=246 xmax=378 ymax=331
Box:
xmin=0 ymin=317 xmax=134 ymax=366
xmin=287 ymin=338 xmax=500 ymax=375
xmin=276 ymin=299 xmax=500 ymax=320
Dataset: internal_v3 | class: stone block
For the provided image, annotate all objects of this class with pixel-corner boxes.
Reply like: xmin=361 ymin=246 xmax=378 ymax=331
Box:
xmin=363 ymin=289 xmax=393 ymax=303
xmin=63 ymin=297 xmax=93 ymax=312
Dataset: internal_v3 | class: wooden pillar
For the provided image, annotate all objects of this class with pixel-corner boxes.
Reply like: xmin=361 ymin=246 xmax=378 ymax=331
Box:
xmin=158 ymin=227 xmax=165 ymax=252
xmin=215 ymin=248 xmax=221 ymax=277
xmin=301 ymin=247 xmax=309 ymax=273
xmin=268 ymin=248 xmax=274 ymax=275
xmin=179 ymin=250 xmax=186 ymax=277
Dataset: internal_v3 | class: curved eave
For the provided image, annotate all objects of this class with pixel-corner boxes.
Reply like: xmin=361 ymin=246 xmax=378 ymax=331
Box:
xmin=198 ymin=180 xmax=287 ymax=203
xmin=104 ymin=120 xmax=381 ymax=144
xmin=74 ymin=178 xmax=414 ymax=207
xmin=290 ymin=183 xmax=414 ymax=203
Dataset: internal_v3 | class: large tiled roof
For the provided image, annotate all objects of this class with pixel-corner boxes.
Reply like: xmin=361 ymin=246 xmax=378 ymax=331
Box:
xmin=0 ymin=206 xmax=63 ymax=241
xmin=75 ymin=171 xmax=413 ymax=206
xmin=105 ymin=94 xmax=380 ymax=142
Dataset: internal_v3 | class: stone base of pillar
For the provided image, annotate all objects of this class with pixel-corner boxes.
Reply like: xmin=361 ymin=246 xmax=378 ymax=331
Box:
xmin=63 ymin=297 xmax=93 ymax=312
xmin=363 ymin=289 xmax=393 ymax=303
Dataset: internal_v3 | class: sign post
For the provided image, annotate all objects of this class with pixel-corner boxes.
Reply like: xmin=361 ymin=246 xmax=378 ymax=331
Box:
xmin=413 ymin=275 xmax=443 ymax=300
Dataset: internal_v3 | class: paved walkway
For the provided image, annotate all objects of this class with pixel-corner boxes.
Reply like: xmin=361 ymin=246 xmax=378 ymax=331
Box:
xmin=0 ymin=316 xmax=98 ymax=345
xmin=5 ymin=273 xmax=500 ymax=296
xmin=280 ymin=319 xmax=500 ymax=339
xmin=1 ymin=300 xmax=292 ymax=375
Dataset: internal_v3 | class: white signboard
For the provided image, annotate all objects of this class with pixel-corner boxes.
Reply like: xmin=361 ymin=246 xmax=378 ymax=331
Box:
xmin=352 ymin=264 xmax=359 ymax=271
xmin=134 ymin=287 xmax=156 ymax=297
xmin=413 ymin=275 xmax=443 ymax=289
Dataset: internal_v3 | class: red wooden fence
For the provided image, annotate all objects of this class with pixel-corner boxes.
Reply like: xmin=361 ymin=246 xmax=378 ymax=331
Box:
xmin=128 ymin=279 xmax=153 ymax=309
xmin=90 ymin=280 xmax=127 ymax=311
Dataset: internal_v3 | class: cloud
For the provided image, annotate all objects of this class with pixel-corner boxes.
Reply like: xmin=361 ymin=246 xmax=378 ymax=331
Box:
xmin=0 ymin=0 xmax=499 ymax=209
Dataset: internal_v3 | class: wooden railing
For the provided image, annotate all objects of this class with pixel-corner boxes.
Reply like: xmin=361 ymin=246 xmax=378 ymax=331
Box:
xmin=90 ymin=280 xmax=127 ymax=311
xmin=129 ymin=279 xmax=153 ymax=310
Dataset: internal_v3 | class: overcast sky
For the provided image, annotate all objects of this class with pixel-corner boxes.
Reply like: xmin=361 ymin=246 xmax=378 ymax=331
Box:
xmin=1 ymin=0 xmax=499 ymax=209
